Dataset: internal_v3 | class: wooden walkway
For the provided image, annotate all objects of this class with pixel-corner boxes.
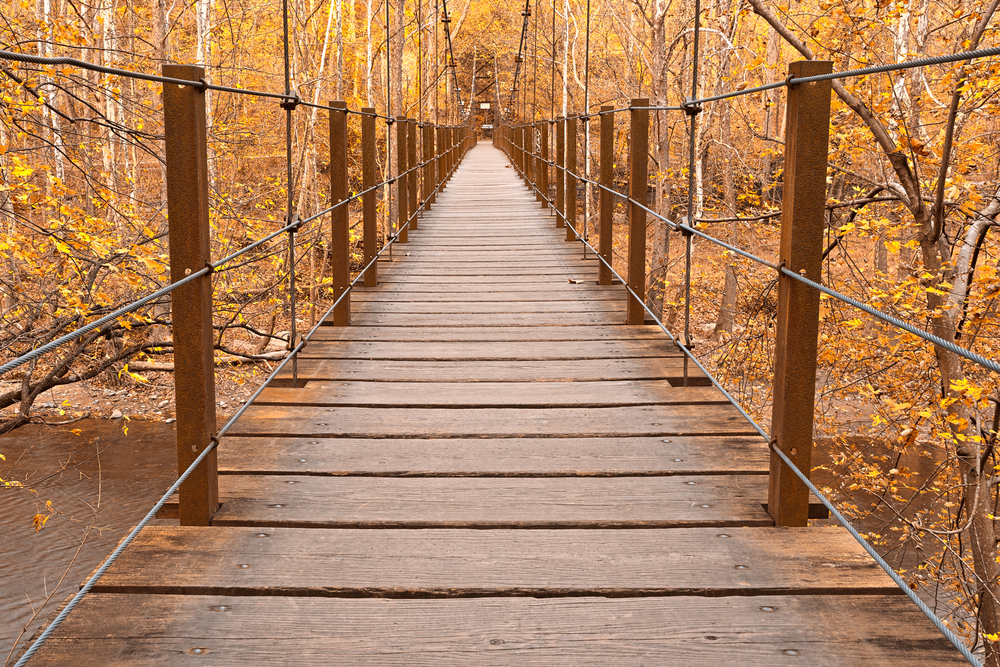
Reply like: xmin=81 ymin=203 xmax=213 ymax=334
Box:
xmin=29 ymin=142 xmax=965 ymax=664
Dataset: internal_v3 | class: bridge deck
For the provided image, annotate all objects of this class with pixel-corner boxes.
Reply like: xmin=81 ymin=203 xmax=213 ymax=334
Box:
xmin=27 ymin=143 xmax=965 ymax=664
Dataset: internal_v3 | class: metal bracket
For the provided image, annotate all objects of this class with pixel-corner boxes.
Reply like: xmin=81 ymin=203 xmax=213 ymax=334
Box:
xmin=681 ymin=98 xmax=702 ymax=116
xmin=286 ymin=213 xmax=302 ymax=233
xmin=279 ymin=92 xmax=301 ymax=111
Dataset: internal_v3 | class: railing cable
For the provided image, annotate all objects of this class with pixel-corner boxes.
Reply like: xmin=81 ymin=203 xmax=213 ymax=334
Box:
xmin=502 ymin=140 xmax=982 ymax=664
xmin=10 ymin=140 xmax=470 ymax=666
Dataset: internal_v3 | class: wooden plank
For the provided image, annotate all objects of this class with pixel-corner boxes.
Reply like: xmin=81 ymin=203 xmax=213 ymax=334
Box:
xmin=256 ymin=380 xmax=719 ymax=407
xmin=91 ymin=527 xmax=896 ymax=596
xmin=27 ymin=594 xmax=966 ymax=666
xmin=277 ymin=358 xmax=710 ymax=384
xmin=296 ymin=340 xmax=683 ymax=361
xmin=207 ymin=475 xmax=772 ymax=528
xmin=311 ymin=325 xmax=667 ymax=342
xmin=350 ymin=291 xmax=626 ymax=302
xmin=370 ymin=274 xmax=597 ymax=284
xmin=350 ymin=287 xmax=625 ymax=299
xmin=349 ymin=302 xmax=625 ymax=314
xmin=217 ymin=435 xmax=768 ymax=475
xmin=378 ymin=266 xmax=599 ymax=277
xmin=227 ymin=404 xmax=749 ymax=438
xmin=345 ymin=313 xmax=627 ymax=326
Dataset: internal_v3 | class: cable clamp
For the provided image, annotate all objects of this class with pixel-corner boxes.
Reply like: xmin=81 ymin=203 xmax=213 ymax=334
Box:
xmin=775 ymin=258 xmax=787 ymax=276
xmin=208 ymin=434 xmax=220 ymax=448
xmin=279 ymin=92 xmax=301 ymax=111
xmin=681 ymin=98 xmax=702 ymax=116
xmin=287 ymin=213 xmax=302 ymax=233
xmin=204 ymin=261 xmax=216 ymax=275
xmin=197 ymin=77 xmax=209 ymax=92
xmin=784 ymin=73 xmax=796 ymax=87
xmin=386 ymin=115 xmax=395 ymax=126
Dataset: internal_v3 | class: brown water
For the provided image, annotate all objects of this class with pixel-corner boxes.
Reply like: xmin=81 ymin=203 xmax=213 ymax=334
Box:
xmin=0 ymin=419 xmax=178 ymax=664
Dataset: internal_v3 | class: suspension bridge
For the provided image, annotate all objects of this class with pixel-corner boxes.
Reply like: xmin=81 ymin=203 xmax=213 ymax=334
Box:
xmin=4 ymin=14 xmax=1000 ymax=667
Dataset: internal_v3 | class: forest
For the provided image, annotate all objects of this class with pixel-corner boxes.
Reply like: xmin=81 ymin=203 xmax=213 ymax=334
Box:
xmin=2 ymin=0 xmax=1000 ymax=661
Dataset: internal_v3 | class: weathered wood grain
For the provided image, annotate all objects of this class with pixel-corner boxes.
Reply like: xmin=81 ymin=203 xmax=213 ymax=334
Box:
xmin=277 ymin=359 xmax=710 ymax=384
xmin=346 ymin=312 xmax=627 ymax=326
xmin=349 ymin=290 xmax=626 ymax=302
xmin=216 ymin=434 xmax=768 ymax=475
xmin=348 ymin=301 xmax=625 ymax=314
xmin=296 ymin=340 xmax=683 ymax=361
xmin=91 ymin=527 xmax=894 ymax=596
xmin=25 ymin=594 xmax=967 ymax=666
xmin=208 ymin=475 xmax=772 ymax=528
xmin=310 ymin=325 xmax=668 ymax=342
xmin=227 ymin=404 xmax=750 ymax=438
xmin=255 ymin=380 xmax=720 ymax=407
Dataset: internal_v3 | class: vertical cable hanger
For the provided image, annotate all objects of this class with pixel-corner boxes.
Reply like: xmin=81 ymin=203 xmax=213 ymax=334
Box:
xmin=387 ymin=0 xmax=393 ymax=261
xmin=582 ymin=0 xmax=591 ymax=256
xmin=440 ymin=0 xmax=463 ymax=120
xmin=508 ymin=0 xmax=532 ymax=121
xmin=418 ymin=0 xmax=422 ymax=124
xmin=435 ymin=0 xmax=439 ymax=124
xmin=550 ymin=0 xmax=555 ymax=120
xmin=280 ymin=0 xmax=300 ymax=384
xmin=532 ymin=0 xmax=538 ymax=121
xmin=682 ymin=0 xmax=702 ymax=350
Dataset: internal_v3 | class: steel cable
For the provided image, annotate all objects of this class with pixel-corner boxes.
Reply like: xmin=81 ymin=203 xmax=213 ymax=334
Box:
xmin=9 ymin=141 xmax=471 ymax=665
xmin=504 ymin=143 xmax=981 ymax=664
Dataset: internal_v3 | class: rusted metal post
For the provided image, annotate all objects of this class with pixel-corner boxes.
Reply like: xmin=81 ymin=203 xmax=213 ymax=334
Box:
xmin=599 ymin=106 xmax=614 ymax=285
xmin=330 ymin=100 xmax=350 ymax=325
xmin=768 ymin=60 xmax=834 ymax=527
xmin=627 ymin=98 xmax=649 ymax=325
xmin=555 ymin=117 xmax=565 ymax=228
xmin=361 ymin=107 xmax=377 ymax=287
xmin=429 ymin=124 xmax=437 ymax=206
xmin=565 ymin=115 xmax=577 ymax=241
xmin=397 ymin=116 xmax=409 ymax=244
xmin=539 ymin=121 xmax=549 ymax=210
xmin=408 ymin=118 xmax=418 ymax=230
xmin=162 ymin=64 xmax=217 ymax=526
xmin=423 ymin=124 xmax=434 ymax=211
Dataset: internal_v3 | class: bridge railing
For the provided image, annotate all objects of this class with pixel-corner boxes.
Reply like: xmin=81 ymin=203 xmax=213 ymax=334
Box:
xmin=1 ymin=52 xmax=474 ymax=666
xmin=495 ymin=53 xmax=1000 ymax=665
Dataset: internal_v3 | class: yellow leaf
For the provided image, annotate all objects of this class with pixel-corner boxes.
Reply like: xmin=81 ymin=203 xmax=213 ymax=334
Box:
xmin=71 ymin=428 xmax=82 ymax=436
xmin=32 ymin=513 xmax=49 ymax=532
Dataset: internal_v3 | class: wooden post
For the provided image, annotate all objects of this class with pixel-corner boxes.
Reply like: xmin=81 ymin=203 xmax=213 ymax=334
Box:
xmin=329 ymin=100 xmax=350 ymax=325
xmin=423 ymin=124 xmax=434 ymax=211
xmin=627 ymin=98 xmax=649 ymax=325
xmin=162 ymin=64 xmax=217 ymax=526
xmin=768 ymin=60 xmax=834 ymax=527
xmin=408 ymin=118 xmax=418 ymax=230
xmin=397 ymin=116 xmax=409 ymax=243
xmin=599 ymin=106 xmax=614 ymax=285
xmin=361 ymin=107 xmax=377 ymax=287
xmin=437 ymin=126 xmax=445 ymax=192
xmin=539 ymin=121 xmax=549 ymax=210
xmin=555 ymin=117 xmax=565 ymax=228
xmin=565 ymin=115 xmax=577 ymax=241
xmin=523 ymin=125 xmax=532 ymax=186
xmin=444 ymin=127 xmax=451 ymax=180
